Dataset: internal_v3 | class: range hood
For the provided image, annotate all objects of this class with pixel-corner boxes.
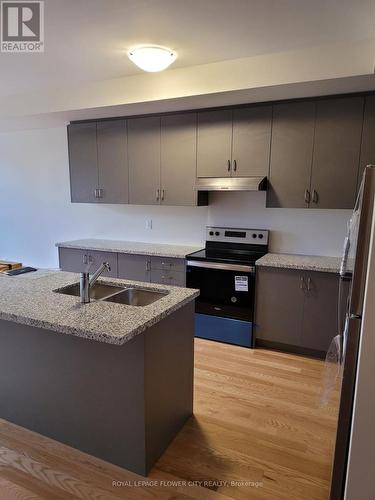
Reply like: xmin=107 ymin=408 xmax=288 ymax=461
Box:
xmin=194 ymin=177 xmax=267 ymax=192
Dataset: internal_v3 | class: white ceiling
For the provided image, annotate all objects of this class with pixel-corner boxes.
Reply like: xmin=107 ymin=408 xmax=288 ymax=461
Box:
xmin=1 ymin=0 xmax=375 ymax=97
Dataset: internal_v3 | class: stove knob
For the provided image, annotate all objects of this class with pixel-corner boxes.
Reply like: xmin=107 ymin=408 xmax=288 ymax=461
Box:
xmin=252 ymin=233 xmax=257 ymax=238
xmin=215 ymin=231 xmax=220 ymax=236
xmin=209 ymin=231 xmax=214 ymax=236
xmin=258 ymin=234 xmax=264 ymax=239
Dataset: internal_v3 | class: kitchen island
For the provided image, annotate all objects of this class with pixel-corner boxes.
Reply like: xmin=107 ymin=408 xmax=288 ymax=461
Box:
xmin=0 ymin=271 xmax=199 ymax=475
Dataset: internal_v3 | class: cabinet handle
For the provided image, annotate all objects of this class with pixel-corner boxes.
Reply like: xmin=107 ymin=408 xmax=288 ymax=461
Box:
xmin=94 ymin=189 xmax=98 ymax=199
xmin=146 ymin=260 xmax=151 ymax=271
xmin=83 ymin=254 xmax=88 ymax=265
xmin=98 ymin=188 xmax=103 ymax=199
xmin=233 ymin=160 xmax=237 ymax=172
xmin=304 ymin=189 xmax=311 ymax=204
xmin=300 ymin=276 xmax=305 ymax=290
xmin=312 ymin=189 xmax=318 ymax=204
xmin=156 ymin=189 xmax=160 ymax=201
xmin=307 ymin=276 xmax=311 ymax=291
xmin=227 ymin=160 xmax=231 ymax=171
xmin=161 ymin=189 xmax=165 ymax=201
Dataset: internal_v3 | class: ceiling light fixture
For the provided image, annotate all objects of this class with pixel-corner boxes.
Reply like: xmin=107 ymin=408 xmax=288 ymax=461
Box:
xmin=128 ymin=46 xmax=177 ymax=72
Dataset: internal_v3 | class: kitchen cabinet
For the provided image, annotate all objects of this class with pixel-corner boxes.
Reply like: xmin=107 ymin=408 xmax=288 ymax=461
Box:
xmin=310 ymin=96 xmax=364 ymax=209
xmin=68 ymin=120 xmax=128 ymax=204
xmin=255 ymin=267 xmax=339 ymax=356
xmin=268 ymin=101 xmax=316 ymax=208
xmin=161 ymin=113 xmax=206 ymax=206
xmin=58 ymin=247 xmax=118 ymax=277
xmin=96 ymin=120 xmax=128 ymax=203
xmin=358 ymin=95 xmax=375 ymax=192
xmin=128 ymin=116 xmax=161 ymax=205
xmin=68 ymin=123 xmax=98 ymax=203
xmin=150 ymin=269 xmax=186 ymax=287
xmin=197 ymin=107 xmax=272 ymax=178
xmin=118 ymin=254 xmax=151 ymax=282
xmin=231 ymin=106 xmax=272 ymax=177
xmin=197 ymin=110 xmax=233 ymax=177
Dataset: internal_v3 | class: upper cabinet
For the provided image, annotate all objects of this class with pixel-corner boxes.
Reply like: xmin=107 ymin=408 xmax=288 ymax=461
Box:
xmin=128 ymin=113 xmax=207 ymax=206
xmin=68 ymin=120 xmax=128 ymax=204
xmin=268 ymin=96 xmax=365 ymax=209
xmin=128 ymin=116 xmax=161 ymax=205
xmin=197 ymin=110 xmax=233 ymax=177
xmin=310 ymin=96 xmax=364 ymax=209
xmin=197 ymin=106 xmax=272 ymax=178
xmin=358 ymin=95 xmax=375 ymax=192
xmin=268 ymin=101 xmax=315 ymax=208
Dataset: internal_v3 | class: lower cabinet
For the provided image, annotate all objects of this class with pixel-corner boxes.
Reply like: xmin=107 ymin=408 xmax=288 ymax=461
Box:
xmin=255 ymin=267 xmax=339 ymax=356
xmin=59 ymin=248 xmax=187 ymax=287
xmin=58 ymin=248 xmax=118 ymax=278
xmin=117 ymin=254 xmax=151 ymax=282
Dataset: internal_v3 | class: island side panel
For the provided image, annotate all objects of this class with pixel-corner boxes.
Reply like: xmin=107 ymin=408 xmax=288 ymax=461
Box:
xmin=0 ymin=319 xmax=147 ymax=475
xmin=144 ymin=301 xmax=195 ymax=472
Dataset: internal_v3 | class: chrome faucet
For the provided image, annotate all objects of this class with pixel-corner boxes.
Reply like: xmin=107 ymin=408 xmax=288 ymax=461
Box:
xmin=80 ymin=262 xmax=111 ymax=303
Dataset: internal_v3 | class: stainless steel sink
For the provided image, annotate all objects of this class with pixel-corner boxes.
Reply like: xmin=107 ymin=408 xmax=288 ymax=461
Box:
xmin=55 ymin=282 xmax=125 ymax=300
xmin=104 ymin=288 xmax=168 ymax=306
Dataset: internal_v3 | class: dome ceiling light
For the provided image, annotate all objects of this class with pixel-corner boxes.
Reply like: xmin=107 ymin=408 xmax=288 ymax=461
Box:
xmin=128 ymin=46 xmax=177 ymax=72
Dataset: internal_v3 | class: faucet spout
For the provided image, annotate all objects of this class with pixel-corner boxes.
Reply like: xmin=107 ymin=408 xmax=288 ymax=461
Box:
xmin=80 ymin=262 xmax=111 ymax=304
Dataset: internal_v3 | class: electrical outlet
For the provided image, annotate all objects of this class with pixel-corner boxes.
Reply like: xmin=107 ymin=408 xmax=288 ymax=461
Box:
xmin=145 ymin=219 xmax=153 ymax=230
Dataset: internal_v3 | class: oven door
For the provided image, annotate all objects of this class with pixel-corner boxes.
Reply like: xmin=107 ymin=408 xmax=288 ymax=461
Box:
xmin=186 ymin=260 xmax=255 ymax=321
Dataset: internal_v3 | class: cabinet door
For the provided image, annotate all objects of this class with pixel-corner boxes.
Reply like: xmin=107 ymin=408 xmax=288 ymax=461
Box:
xmin=97 ymin=120 xmax=128 ymax=204
xmin=232 ymin=106 xmax=272 ymax=177
xmin=59 ymin=247 xmax=90 ymax=272
xmin=150 ymin=269 xmax=186 ymax=287
xmin=118 ymin=254 xmax=151 ymax=282
xmin=358 ymin=95 xmax=375 ymax=192
xmin=128 ymin=117 xmax=161 ymax=205
xmin=160 ymin=113 xmax=198 ymax=206
xmin=255 ymin=267 xmax=304 ymax=345
xmin=310 ymin=97 xmax=364 ymax=209
xmin=301 ymin=272 xmax=339 ymax=352
xmin=197 ymin=110 xmax=233 ymax=177
xmin=68 ymin=123 xmax=98 ymax=203
xmin=267 ymin=101 xmax=315 ymax=208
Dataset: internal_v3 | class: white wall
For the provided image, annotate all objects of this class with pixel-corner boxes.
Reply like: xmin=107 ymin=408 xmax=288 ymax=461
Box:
xmin=0 ymin=126 xmax=351 ymax=268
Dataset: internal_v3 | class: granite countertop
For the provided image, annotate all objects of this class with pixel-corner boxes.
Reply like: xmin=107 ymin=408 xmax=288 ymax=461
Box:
xmin=0 ymin=270 xmax=199 ymax=345
xmin=56 ymin=239 xmax=203 ymax=259
xmin=256 ymin=253 xmax=341 ymax=273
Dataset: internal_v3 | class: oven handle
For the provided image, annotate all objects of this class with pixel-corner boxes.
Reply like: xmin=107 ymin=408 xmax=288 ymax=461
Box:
xmin=187 ymin=260 xmax=255 ymax=273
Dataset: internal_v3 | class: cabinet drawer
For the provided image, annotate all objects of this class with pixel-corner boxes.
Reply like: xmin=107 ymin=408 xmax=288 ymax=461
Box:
xmin=150 ymin=269 xmax=186 ymax=287
xmin=58 ymin=248 xmax=117 ymax=277
xmin=118 ymin=254 xmax=151 ymax=282
xmin=150 ymin=256 xmax=185 ymax=272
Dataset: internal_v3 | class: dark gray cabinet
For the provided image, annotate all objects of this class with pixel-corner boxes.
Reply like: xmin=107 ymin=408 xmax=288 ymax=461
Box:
xmin=68 ymin=123 xmax=98 ymax=203
xmin=310 ymin=96 xmax=364 ymax=209
xmin=58 ymin=247 xmax=118 ymax=278
xmin=68 ymin=120 xmax=128 ymax=204
xmin=358 ymin=95 xmax=375 ymax=192
xmin=128 ymin=116 xmax=161 ymax=206
xmin=268 ymin=101 xmax=315 ymax=208
xmin=231 ymin=106 xmax=272 ymax=177
xmin=197 ymin=107 xmax=272 ymax=178
xmin=97 ymin=120 xmax=128 ymax=203
xmin=255 ymin=266 xmax=339 ymax=356
xmin=118 ymin=254 xmax=151 ymax=282
xmin=197 ymin=110 xmax=233 ymax=178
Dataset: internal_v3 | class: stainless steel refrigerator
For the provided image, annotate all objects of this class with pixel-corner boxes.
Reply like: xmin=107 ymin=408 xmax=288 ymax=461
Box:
xmin=329 ymin=165 xmax=375 ymax=499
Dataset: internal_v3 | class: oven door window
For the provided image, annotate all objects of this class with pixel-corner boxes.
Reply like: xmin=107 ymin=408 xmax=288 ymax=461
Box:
xmin=186 ymin=265 xmax=254 ymax=321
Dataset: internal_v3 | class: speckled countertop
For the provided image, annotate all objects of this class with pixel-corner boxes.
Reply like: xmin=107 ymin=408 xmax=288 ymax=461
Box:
xmin=256 ymin=253 xmax=341 ymax=273
xmin=56 ymin=239 xmax=203 ymax=259
xmin=0 ymin=270 xmax=199 ymax=345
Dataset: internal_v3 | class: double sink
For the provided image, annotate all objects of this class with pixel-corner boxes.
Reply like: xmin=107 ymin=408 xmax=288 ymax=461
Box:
xmin=55 ymin=282 xmax=168 ymax=306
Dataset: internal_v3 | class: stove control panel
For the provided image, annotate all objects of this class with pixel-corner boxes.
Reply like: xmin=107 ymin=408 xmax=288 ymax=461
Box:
xmin=206 ymin=227 xmax=269 ymax=245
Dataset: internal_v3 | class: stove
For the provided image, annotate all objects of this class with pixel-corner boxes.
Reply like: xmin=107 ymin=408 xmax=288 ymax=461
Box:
xmin=186 ymin=226 xmax=269 ymax=347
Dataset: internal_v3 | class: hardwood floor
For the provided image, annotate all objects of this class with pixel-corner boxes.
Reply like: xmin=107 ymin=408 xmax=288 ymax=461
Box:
xmin=0 ymin=339 xmax=339 ymax=500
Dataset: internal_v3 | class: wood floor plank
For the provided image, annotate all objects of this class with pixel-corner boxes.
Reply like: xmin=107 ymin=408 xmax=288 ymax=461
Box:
xmin=0 ymin=338 xmax=339 ymax=500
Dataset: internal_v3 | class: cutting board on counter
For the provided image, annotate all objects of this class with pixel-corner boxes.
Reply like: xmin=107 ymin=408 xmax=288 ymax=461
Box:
xmin=0 ymin=261 xmax=22 ymax=273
